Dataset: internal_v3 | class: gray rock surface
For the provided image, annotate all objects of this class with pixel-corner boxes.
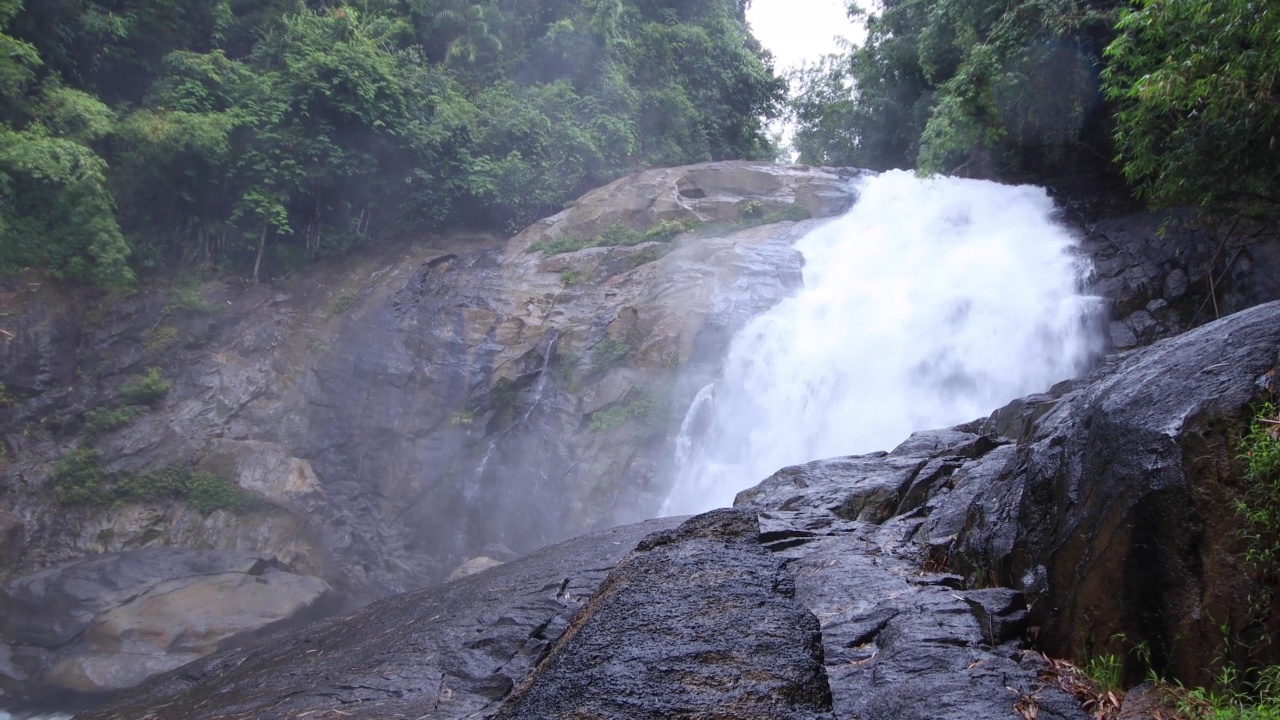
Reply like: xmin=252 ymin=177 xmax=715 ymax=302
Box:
xmin=1080 ymin=210 xmax=1280 ymax=350
xmin=494 ymin=510 xmax=834 ymax=720
xmin=0 ymin=549 xmax=333 ymax=702
xmin=77 ymin=518 xmax=682 ymax=720
xmin=0 ymin=162 xmax=852 ymax=612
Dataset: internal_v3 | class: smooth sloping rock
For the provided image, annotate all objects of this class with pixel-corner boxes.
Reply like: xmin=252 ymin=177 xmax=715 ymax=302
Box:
xmin=494 ymin=510 xmax=834 ymax=720
xmin=0 ymin=549 xmax=333 ymax=701
xmin=77 ymin=518 xmax=681 ymax=720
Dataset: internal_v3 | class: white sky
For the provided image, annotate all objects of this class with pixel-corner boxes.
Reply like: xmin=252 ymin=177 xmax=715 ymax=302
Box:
xmin=746 ymin=0 xmax=863 ymax=73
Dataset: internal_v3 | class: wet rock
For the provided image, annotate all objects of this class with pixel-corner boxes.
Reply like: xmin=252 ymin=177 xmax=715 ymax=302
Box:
xmin=740 ymin=454 xmax=1089 ymax=720
xmin=445 ymin=556 xmax=503 ymax=581
xmin=977 ymin=300 xmax=1280 ymax=684
xmin=494 ymin=510 xmax=833 ymax=720
xmin=1081 ymin=211 xmax=1280 ymax=350
xmin=1116 ymin=682 xmax=1177 ymax=719
xmin=0 ymin=549 xmax=333 ymax=702
xmin=78 ymin=518 xmax=682 ymax=720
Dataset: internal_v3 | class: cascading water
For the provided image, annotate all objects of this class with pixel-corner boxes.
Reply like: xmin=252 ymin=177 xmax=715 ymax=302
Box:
xmin=662 ymin=170 xmax=1102 ymax=516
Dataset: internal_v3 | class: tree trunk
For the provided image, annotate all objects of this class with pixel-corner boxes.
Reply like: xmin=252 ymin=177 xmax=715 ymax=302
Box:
xmin=252 ymin=225 xmax=268 ymax=284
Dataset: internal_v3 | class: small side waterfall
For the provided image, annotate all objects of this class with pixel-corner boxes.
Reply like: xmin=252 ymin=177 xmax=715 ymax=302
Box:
xmin=663 ymin=170 xmax=1102 ymax=515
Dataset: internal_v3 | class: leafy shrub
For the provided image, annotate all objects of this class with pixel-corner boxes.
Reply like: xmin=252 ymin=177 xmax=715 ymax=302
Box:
xmin=52 ymin=448 xmax=109 ymax=506
xmin=1103 ymin=0 xmax=1280 ymax=216
xmin=117 ymin=466 xmax=250 ymax=515
xmin=740 ymin=200 xmax=765 ymax=218
xmin=1237 ymin=402 xmax=1280 ymax=568
xmin=531 ymin=220 xmax=695 ymax=257
xmin=763 ymin=206 xmax=813 ymax=224
xmin=170 ymin=284 xmax=219 ymax=314
xmin=144 ymin=326 xmax=179 ymax=355
xmin=642 ymin=219 xmax=697 ymax=242
xmin=588 ymin=390 xmax=657 ymax=432
xmin=330 ymin=293 xmax=359 ymax=316
xmin=85 ymin=404 xmax=143 ymax=433
xmin=54 ymin=454 xmax=252 ymax=515
xmin=560 ymin=269 xmax=581 ymax=285
xmin=596 ymin=224 xmax=646 ymax=247
xmin=119 ymin=368 xmax=170 ymax=406
xmin=591 ymin=337 xmax=631 ymax=370
xmin=529 ymin=235 xmax=588 ymax=255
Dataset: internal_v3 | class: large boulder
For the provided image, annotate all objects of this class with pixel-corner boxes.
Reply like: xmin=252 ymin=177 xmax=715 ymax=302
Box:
xmin=0 ymin=548 xmax=334 ymax=704
xmin=737 ymin=300 xmax=1280 ymax=686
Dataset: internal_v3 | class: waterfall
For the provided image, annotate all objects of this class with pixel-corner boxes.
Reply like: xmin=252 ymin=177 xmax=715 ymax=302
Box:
xmin=662 ymin=170 xmax=1102 ymax=515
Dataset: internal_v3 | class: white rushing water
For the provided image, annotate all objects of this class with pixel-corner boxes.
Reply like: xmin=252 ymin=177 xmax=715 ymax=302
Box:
xmin=662 ymin=170 xmax=1101 ymax=515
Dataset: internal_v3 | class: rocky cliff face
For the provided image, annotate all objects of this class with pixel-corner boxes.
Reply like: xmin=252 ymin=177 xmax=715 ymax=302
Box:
xmin=0 ymin=162 xmax=859 ymax=704
xmin=79 ymin=300 xmax=1280 ymax=720
xmin=2 ymin=161 xmax=1279 ymax=709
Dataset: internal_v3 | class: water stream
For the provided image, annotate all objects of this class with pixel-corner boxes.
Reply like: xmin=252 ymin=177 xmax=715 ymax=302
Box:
xmin=662 ymin=170 xmax=1102 ymax=515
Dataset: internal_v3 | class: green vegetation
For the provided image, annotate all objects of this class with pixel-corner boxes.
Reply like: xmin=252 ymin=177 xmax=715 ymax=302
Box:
xmin=790 ymin=0 xmax=1116 ymax=177
xmin=530 ymin=219 xmax=697 ymax=256
xmin=588 ymin=389 xmax=657 ymax=432
xmin=590 ymin=337 xmax=631 ymax=370
xmin=144 ymin=326 xmax=179 ymax=355
xmin=119 ymin=368 xmax=170 ymax=406
xmin=1103 ymin=0 xmax=1280 ymax=218
xmin=1083 ymin=653 xmax=1124 ymax=695
xmin=52 ymin=449 xmax=252 ymax=514
xmin=168 ymin=283 xmax=219 ymax=314
xmin=1169 ymin=665 xmax=1280 ymax=719
xmin=51 ymin=448 xmax=108 ymax=505
xmin=1237 ymin=402 xmax=1280 ymax=568
xmin=0 ymin=382 xmax=13 ymax=407
xmin=559 ymin=269 xmax=581 ymax=286
xmin=330 ymin=293 xmax=359 ymax=316
xmin=82 ymin=369 xmax=169 ymax=435
xmin=789 ymin=0 xmax=1278 ymax=216
xmin=0 ymin=0 xmax=784 ymax=286
xmin=85 ymin=404 xmax=143 ymax=434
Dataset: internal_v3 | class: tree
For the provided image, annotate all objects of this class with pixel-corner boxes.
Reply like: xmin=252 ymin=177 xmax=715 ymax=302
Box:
xmin=790 ymin=0 xmax=1116 ymax=178
xmin=1102 ymin=0 xmax=1280 ymax=216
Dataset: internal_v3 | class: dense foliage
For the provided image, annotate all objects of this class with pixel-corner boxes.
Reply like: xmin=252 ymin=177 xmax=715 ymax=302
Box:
xmin=790 ymin=0 xmax=1279 ymax=217
xmin=790 ymin=0 xmax=1117 ymax=178
xmin=1102 ymin=0 xmax=1280 ymax=217
xmin=0 ymin=0 xmax=785 ymax=285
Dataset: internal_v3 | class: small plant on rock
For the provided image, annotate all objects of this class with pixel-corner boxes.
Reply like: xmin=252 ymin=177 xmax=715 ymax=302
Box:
xmin=591 ymin=337 xmax=631 ymax=370
xmin=120 ymin=368 xmax=171 ymax=406
xmin=1236 ymin=401 xmax=1280 ymax=569
xmin=51 ymin=448 xmax=109 ymax=505
xmin=85 ymin=404 xmax=143 ymax=434
xmin=330 ymin=293 xmax=359 ymax=316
